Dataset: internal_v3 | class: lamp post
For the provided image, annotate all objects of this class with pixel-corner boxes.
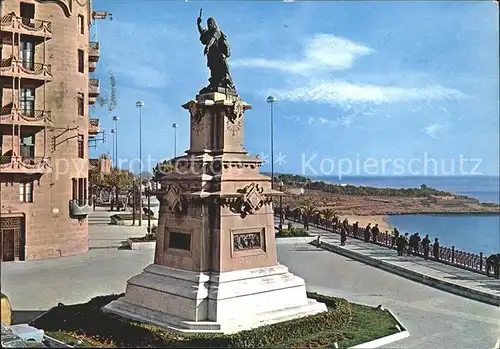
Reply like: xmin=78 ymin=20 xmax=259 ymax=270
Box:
xmin=279 ymin=180 xmax=284 ymax=229
xmin=172 ymin=123 xmax=178 ymax=157
xmin=266 ymin=96 xmax=277 ymax=189
xmin=136 ymin=100 xmax=145 ymax=227
xmin=113 ymin=116 xmax=119 ymax=168
xmin=146 ymin=187 xmax=151 ymax=233
xmin=110 ymin=129 xmax=116 ymax=166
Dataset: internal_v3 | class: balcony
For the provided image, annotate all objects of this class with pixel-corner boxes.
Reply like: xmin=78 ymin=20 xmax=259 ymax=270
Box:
xmin=0 ymin=156 xmax=51 ymax=175
xmin=88 ymin=42 xmax=100 ymax=72
xmin=89 ymin=118 xmax=100 ymax=138
xmin=69 ymin=199 xmax=92 ymax=219
xmin=88 ymin=79 xmax=100 ymax=105
xmin=1 ymin=13 xmax=52 ymax=39
xmin=0 ymin=57 xmax=52 ymax=81
xmin=0 ymin=106 xmax=52 ymax=127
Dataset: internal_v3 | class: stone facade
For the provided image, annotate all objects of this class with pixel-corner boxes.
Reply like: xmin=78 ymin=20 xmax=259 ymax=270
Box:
xmin=104 ymin=91 xmax=327 ymax=332
xmin=0 ymin=0 xmax=101 ymax=261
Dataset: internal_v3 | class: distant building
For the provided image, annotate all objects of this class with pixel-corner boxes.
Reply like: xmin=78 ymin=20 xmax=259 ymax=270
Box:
xmin=286 ymin=188 xmax=305 ymax=195
xmin=0 ymin=0 xmax=104 ymax=261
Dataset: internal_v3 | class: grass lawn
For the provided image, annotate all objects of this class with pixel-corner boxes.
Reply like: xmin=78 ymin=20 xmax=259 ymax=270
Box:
xmin=33 ymin=293 xmax=399 ymax=348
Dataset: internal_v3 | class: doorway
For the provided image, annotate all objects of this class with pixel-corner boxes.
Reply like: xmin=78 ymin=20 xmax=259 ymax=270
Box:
xmin=0 ymin=217 xmax=25 ymax=262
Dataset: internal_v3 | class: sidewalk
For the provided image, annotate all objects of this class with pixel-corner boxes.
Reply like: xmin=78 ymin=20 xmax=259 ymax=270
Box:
xmin=278 ymin=219 xmax=500 ymax=307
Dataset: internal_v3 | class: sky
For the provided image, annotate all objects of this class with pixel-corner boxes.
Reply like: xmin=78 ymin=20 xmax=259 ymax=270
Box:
xmin=89 ymin=0 xmax=499 ymax=178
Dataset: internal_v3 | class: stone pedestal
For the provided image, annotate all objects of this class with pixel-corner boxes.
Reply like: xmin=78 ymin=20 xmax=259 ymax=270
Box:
xmin=103 ymin=91 xmax=327 ymax=333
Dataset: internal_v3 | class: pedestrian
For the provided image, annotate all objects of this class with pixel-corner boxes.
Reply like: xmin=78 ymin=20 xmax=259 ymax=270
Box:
xmin=413 ymin=232 xmax=421 ymax=255
xmin=486 ymin=254 xmax=500 ymax=278
xmin=432 ymin=238 xmax=440 ymax=260
xmin=364 ymin=223 xmax=371 ymax=242
xmin=391 ymin=228 xmax=400 ymax=249
xmin=371 ymin=224 xmax=380 ymax=244
xmin=404 ymin=233 xmax=411 ymax=256
xmin=396 ymin=234 xmax=405 ymax=256
xmin=421 ymin=234 xmax=431 ymax=259
xmin=340 ymin=228 xmax=347 ymax=246
xmin=353 ymin=221 xmax=359 ymax=238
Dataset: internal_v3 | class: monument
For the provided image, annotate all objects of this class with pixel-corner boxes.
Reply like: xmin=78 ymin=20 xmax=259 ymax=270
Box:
xmin=103 ymin=11 xmax=327 ymax=333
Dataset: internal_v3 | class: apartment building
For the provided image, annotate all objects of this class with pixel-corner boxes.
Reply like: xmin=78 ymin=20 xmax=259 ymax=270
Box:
xmin=0 ymin=0 xmax=102 ymax=261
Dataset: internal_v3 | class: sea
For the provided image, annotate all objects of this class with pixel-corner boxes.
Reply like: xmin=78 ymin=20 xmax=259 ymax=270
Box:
xmin=312 ymin=175 xmax=500 ymax=255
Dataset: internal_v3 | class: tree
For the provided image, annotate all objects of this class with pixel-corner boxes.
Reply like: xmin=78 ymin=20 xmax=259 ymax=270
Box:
xmin=104 ymin=168 xmax=134 ymax=191
xmin=152 ymin=159 xmax=174 ymax=181
xmin=320 ymin=208 xmax=337 ymax=223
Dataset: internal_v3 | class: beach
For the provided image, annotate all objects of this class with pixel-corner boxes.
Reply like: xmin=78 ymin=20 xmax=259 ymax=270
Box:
xmin=339 ymin=215 xmax=390 ymax=233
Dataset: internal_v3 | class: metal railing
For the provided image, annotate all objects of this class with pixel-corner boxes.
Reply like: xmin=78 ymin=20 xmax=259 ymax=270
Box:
xmin=274 ymin=207 xmax=493 ymax=276
xmin=0 ymin=57 xmax=52 ymax=76
xmin=1 ymin=13 xmax=52 ymax=34
xmin=89 ymin=118 xmax=100 ymax=127
xmin=0 ymin=155 xmax=50 ymax=170
xmin=89 ymin=41 xmax=100 ymax=51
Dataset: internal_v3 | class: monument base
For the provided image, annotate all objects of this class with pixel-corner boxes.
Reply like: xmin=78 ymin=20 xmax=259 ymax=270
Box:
xmin=103 ymin=264 xmax=327 ymax=334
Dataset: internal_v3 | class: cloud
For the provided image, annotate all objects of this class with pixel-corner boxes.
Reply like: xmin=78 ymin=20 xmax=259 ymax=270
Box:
xmin=424 ymin=123 xmax=444 ymax=139
xmin=284 ymin=114 xmax=354 ymax=128
xmin=232 ymin=34 xmax=373 ymax=75
xmin=269 ymin=80 xmax=467 ymax=106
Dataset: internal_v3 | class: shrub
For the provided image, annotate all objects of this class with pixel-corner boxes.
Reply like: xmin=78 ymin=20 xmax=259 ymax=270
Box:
xmin=143 ymin=225 xmax=158 ymax=241
xmin=276 ymin=227 xmax=309 ymax=238
xmin=32 ymin=293 xmax=352 ymax=348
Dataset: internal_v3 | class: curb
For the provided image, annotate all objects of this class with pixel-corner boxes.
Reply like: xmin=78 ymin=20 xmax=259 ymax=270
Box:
xmin=276 ymin=235 xmax=319 ymax=245
xmin=127 ymin=239 xmax=156 ymax=250
xmin=349 ymin=307 xmax=410 ymax=348
xmin=317 ymin=241 xmax=500 ymax=307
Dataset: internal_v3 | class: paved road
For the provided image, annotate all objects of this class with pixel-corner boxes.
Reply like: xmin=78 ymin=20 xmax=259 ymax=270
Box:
xmin=1 ymin=221 xmax=499 ymax=348
xmin=279 ymin=243 xmax=499 ymax=349
xmin=279 ymin=219 xmax=499 ymax=303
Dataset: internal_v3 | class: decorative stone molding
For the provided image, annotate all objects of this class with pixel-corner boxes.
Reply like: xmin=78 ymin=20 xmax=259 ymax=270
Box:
xmin=186 ymin=100 xmax=204 ymax=124
xmin=238 ymin=183 xmax=266 ymax=217
xmin=163 ymin=185 xmax=184 ymax=213
xmin=233 ymin=232 xmax=262 ymax=251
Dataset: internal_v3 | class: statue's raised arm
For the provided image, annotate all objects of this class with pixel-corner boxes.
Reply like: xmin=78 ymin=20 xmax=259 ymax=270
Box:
xmin=196 ymin=12 xmax=236 ymax=95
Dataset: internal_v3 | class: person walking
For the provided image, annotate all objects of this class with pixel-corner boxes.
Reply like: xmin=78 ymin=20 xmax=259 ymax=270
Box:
xmin=413 ymin=232 xmax=421 ymax=255
xmin=364 ymin=223 xmax=371 ymax=242
xmin=340 ymin=228 xmax=347 ymax=246
xmin=396 ymin=234 xmax=406 ymax=256
xmin=391 ymin=228 xmax=400 ymax=249
xmin=371 ymin=224 xmax=380 ymax=244
xmin=405 ymin=233 xmax=411 ymax=256
xmin=432 ymin=237 xmax=440 ymax=260
xmin=422 ymin=234 xmax=431 ymax=260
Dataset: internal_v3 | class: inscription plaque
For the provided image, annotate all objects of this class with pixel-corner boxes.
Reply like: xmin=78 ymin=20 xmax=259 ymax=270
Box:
xmin=168 ymin=232 xmax=191 ymax=251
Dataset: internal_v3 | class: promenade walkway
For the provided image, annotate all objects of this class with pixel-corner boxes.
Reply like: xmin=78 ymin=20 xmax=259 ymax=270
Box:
xmin=277 ymin=219 xmax=500 ymax=306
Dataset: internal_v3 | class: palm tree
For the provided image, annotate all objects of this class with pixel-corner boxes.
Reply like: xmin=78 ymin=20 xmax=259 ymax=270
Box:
xmin=301 ymin=205 xmax=317 ymax=230
xmin=320 ymin=208 xmax=337 ymax=228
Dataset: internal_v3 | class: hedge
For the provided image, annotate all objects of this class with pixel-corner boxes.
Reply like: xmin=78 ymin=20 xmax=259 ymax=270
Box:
xmin=276 ymin=227 xmax=309 ymax=238
xmin=32 ymin=292 xmax=352 ymax=348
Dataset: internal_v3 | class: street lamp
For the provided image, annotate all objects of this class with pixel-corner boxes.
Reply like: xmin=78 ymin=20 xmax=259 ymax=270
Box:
xmin=266 ymin=96 xmax=277 ymax=189
xmin=172 ymin=123 xmax=178 ymax=157
xmin=136 ymin=100 xmax=145 ymax=227
xmin=112 ymin=116 xmax=119 ymax=168
xmin=110 ymin=129 xmax=116 ymax=167
xmin=279 ymin=180 xmax=284 ymax=229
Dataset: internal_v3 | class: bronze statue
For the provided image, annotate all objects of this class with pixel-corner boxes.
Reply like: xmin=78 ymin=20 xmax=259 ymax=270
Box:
xmin=197 ymin=10 xmax=236 ymax=94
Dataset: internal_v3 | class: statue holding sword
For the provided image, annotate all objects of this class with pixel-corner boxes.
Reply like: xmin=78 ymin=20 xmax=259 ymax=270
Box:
xmin=197 ymin=9 xmax=236 ymax=94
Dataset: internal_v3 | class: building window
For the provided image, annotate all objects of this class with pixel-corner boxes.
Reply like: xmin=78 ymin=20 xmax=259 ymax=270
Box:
xmin=77 ymin=94 xmax=84 ymax=116
xmin=78 ymin=15 xmax=84 ymax=35
xmin=20 ymin=182 xmax=33 ymax=203
xmin=20 ymin=131 xmax=35 ymax=159
xmin=77 ymin=134 xmax=84 ymax=158
xmin=20 ymin=39 xmax=34 ymax=70
xmin=78 ymin=49 xmax=84 ymax=73
xmin=72 ymin=178 xmax=88 ymax=204
xmin=20 ymin=88 xmax=35 ymax=117
xmin=20 ymin=2 xmax=35 ymax=19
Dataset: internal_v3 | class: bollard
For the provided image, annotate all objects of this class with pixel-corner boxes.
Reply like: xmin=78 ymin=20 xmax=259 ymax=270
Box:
xmin=316 ymin=235 xmax=320 ymax=247
xmin=451 ymin=246 xmax=455 ymax=264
